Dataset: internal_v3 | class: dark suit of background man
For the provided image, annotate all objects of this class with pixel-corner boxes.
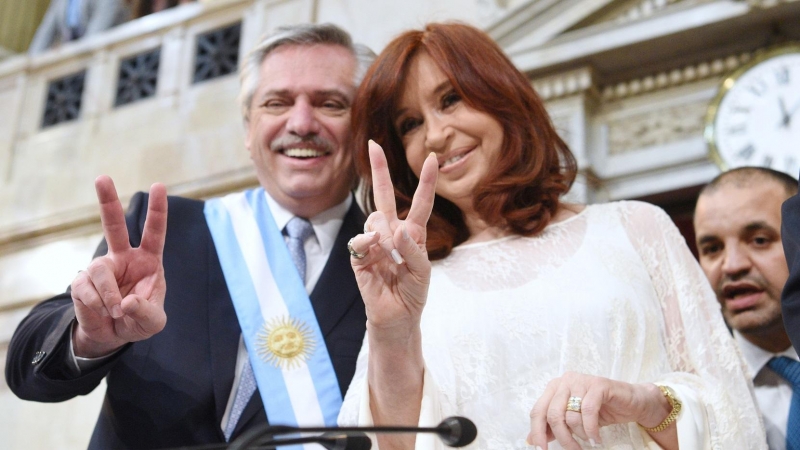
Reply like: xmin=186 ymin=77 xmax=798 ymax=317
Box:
xmin=694 ymin=167 xmax=799 ymax=450
xmin=6 ymin=23 xmax=375 ymax=449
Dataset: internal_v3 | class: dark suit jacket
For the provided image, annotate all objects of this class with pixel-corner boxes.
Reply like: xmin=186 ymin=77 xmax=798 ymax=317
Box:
xmin=783 ymin=187 xmax=800 ymax=352
xmin=5 ymin=192 xmax=367 ymax=449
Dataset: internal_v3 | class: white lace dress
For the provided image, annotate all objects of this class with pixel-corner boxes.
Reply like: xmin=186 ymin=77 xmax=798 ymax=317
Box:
xmin=339 ymin=201 xmax=766 ymax=449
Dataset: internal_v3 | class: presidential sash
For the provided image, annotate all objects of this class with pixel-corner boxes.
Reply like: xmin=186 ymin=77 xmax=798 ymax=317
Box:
xmin=204 ymin=188 xmax=342 ymax=428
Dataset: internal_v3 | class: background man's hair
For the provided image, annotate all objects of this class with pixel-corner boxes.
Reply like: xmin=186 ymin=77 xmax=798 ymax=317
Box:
xmin=700 ymin=166 xmax=798 ymax=198
xmin=238 ymin=23 xmax=375 ymax=121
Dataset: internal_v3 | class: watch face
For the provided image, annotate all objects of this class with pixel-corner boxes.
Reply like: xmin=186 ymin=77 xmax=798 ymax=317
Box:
xmin=707 ymin=47 xmax=800 ymax=177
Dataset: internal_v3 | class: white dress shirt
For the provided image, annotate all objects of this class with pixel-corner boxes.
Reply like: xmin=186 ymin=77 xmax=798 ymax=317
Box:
xmin=734 ymin=330 xmax=798 ymax=450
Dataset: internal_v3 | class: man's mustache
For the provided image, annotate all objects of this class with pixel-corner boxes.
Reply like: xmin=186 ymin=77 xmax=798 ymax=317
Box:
xmin=270 ymin=135 xmax=335 ymax=153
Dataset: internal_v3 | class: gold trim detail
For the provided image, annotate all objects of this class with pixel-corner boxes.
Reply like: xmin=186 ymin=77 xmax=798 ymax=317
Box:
xmin=256 ymin=316 xmax=315 ymax=369
xmin=703 ymin=43 xmax=800 ymax=171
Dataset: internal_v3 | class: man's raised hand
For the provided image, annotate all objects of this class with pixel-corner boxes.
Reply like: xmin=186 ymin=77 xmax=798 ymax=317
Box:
xmin=70 ymin=176 xmax=168 ymax=358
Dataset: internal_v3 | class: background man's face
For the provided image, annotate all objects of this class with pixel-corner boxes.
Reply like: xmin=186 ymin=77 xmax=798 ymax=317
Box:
xmin=245 ymin=44 xmax=357 ymax=214
xmin=694 ymin=181 xmax=789 ymax=336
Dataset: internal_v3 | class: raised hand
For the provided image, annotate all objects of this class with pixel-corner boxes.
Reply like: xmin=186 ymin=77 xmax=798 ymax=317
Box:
xmin=349 ymin=140 xmax=438 ymax=337
xmin=70 ymin=176 xmax=168 ymax=358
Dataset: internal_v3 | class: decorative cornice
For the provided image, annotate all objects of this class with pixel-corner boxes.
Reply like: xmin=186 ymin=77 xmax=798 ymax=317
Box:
xmin=599 ymin=51 xmax=754 ymax=100
xmin=608 ymin=0 xmax=684 ymax=26
xmin=532 ymin=67 xmax=596 ymax=100
xmin=745 ymin=0 xmax=800 ymax=8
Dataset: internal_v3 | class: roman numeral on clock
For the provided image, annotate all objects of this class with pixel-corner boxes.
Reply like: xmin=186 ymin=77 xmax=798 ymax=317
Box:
xmin=746 ymin=79 xmax=767 ymax=96
xmin=738 ymin=144 xmax=755 ymax=160
xmin=776 ymin=66 xmax=790 ymax=85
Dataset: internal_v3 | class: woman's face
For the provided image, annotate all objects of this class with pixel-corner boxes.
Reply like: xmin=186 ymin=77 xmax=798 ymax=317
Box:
xmin=394 ymin=52 xmax=504 ymax=210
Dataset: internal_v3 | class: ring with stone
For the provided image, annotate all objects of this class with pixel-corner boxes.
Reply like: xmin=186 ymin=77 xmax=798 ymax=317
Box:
xmin=347 ymin=237 xmax=368 ymax=259
xmin=566 ymin=396 xmax=582 ymax=413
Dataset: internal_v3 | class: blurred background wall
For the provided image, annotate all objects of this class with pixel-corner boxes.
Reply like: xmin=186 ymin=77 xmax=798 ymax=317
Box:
xmin=1 ymin=0 xmax=799 ymax=447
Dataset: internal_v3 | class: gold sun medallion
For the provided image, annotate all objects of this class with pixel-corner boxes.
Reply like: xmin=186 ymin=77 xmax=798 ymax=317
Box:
xmin=256 ymin=316 xmax=315 ymax=369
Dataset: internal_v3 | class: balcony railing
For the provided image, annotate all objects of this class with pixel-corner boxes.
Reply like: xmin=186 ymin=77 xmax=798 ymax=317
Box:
xmin=0 ymin=0 xmax=306 ymax=250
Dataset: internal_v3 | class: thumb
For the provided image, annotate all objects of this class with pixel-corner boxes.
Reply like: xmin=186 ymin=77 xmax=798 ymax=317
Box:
xmin=393 ymin=223 xmax=429 ymax=275
xmin=120 ymin=294 xmax=167 ymax=338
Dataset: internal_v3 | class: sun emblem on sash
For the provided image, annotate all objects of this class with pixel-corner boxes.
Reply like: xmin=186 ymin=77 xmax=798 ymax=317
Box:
xmin=256 ymin=316 xmax=315 ymax=369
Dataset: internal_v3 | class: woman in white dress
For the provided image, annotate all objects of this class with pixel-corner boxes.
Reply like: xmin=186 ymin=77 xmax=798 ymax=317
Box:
xmin=340 ymin=23 xmax=765 ymax=450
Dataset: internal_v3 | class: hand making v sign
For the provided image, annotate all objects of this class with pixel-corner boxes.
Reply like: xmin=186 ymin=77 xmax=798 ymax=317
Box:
xmin=347 ymin=140 xmax=438 ymax=338
xmin=70 ymin=176 xmax=168 ymax=358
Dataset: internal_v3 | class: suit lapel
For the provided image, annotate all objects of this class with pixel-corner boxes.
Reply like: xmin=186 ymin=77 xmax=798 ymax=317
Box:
xmin=310 ymin=199 xmax=366 ymax=337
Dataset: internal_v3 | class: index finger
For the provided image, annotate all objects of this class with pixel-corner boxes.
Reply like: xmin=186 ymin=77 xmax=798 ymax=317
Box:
xmin=368 ymin=140 xmax=398 ymax=222
xmin=95 ymin=175 xmax=131 ymax=254
xmin=405 ymin=152 xmax=438 ymax=227
xmin=139 ymin=182 xmax=168 ymax=257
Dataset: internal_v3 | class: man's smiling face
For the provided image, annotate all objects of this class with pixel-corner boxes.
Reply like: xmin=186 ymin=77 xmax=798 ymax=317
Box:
xmin=245 ymin=44 xmax=357 ymax=217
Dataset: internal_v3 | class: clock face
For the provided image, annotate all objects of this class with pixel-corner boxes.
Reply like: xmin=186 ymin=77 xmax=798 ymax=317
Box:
xmin=707 ymin=47 xmax=800 ymax=177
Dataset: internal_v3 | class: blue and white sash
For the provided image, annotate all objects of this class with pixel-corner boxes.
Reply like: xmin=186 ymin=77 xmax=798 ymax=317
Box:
xmin=204 ymin=188 xmax=342 ymax=428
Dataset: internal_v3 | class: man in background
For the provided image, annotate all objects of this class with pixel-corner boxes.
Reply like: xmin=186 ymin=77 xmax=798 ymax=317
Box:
xmin=694 ymin=167 xmax=799 ymax=450
xmin=29 ymin=0 xmax=130 ymax=55
xmin=7 ymin=23 xmax=374 ymax=449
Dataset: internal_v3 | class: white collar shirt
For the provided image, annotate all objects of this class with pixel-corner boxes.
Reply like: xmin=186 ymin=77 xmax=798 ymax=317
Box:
xmin=734 ymin=330 xmax=798 ymax=450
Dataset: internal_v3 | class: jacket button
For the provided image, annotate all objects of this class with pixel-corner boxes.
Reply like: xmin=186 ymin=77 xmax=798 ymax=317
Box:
xmin=31 ymin=351 xmax=46 ymax=365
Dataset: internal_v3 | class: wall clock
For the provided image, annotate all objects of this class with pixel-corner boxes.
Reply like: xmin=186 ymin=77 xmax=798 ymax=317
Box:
xmin=705 ymin=44 xmax=800 ymax=177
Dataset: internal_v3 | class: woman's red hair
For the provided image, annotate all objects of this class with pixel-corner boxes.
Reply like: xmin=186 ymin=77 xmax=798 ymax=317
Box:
xmin=350 ymin=23 xmax=577 ymax=260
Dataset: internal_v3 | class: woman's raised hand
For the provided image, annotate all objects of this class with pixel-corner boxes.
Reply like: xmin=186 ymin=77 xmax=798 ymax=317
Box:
xmin=349 ymin=140 xmax=438 ymax=338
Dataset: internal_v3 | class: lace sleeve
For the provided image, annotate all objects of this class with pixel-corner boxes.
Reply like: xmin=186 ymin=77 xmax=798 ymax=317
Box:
xmin=338 ymin=333 xmax=446 ymax=450
xmin=618 ymin=201 xmax=766 ymax=449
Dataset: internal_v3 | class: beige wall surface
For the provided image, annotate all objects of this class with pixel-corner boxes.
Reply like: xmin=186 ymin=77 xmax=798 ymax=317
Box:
xmin=1 ymin=0 xmax=799 ymax=448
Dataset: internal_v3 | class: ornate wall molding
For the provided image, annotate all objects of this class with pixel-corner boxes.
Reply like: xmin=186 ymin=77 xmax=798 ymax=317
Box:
xmin=609 ymin=0 xmax=683 ymax=25
xmin=745 ymin=0 xmax=800 ymax=8
xmin=607 ymin=99 xmax=708 ymax=154
xmin=599 ymin=51 xmax=753 ymax=100
xmin=532 ymin=66 xmax=596 ymax=100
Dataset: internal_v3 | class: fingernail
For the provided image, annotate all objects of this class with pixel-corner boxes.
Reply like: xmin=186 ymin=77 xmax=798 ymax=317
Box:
xmin=590 ymin=438 xmax=597 ymax=447
xmin=391 ymin=249 xmax=404 ymax=264
xmin=366 ymin=231 xmax=377 ymax=237
xmin=111 ymin=305 xmax=123 ymax=318
xmin=402 ymin=223 xmax=410 ymax=240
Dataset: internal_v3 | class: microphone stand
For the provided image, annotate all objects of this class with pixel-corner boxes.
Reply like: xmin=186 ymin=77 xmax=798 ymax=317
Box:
xmin=228 ymin=416 xmax=476 ymax=449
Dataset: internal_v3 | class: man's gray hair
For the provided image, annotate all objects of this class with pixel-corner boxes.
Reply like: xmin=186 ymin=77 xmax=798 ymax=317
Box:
xmin=238 ymin=23 xmax=375 ymax=121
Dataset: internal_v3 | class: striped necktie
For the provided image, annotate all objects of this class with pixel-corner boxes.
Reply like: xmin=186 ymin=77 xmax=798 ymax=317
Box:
xmin=768 ymin=356 xmax=800 ymax=450
xmin=223 ymin=216 xmax=313 ymax=441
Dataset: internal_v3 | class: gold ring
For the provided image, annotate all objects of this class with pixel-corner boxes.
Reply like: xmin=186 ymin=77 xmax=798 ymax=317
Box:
xmin=347 ymin=237 xmax=367 ymax=259
xmin=566 ymin=396 xmax=582 ymax=413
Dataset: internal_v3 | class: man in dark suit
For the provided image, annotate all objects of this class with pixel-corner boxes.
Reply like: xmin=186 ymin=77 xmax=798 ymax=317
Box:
xmin=783 ymin=173 xmax=800 ymax=346
xmin=6 ymin=23 xmax=374 ymax=449
xmin=694 ymin=167 xmax=799 ymax=450
xmin=29 ymin=0 xmax=131 ymax=55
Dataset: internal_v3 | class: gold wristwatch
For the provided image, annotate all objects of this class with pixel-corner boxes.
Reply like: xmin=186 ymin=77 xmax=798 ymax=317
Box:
xmin=640 ymin=385 xmax=682 ymax=433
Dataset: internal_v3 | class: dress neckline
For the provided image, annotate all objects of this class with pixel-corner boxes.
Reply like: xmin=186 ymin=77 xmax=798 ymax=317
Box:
xmin=450 ymin=203 xmax=595 ymax=252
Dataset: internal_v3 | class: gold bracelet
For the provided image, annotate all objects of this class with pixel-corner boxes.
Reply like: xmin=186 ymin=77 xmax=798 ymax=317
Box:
xmin=639 ymin=385 xmax=682 ymax=433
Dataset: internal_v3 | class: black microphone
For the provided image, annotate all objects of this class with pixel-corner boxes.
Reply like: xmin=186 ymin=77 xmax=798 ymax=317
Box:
xmin=229 ymin=416 xmax=476 ymax=449
xmin=229 ymin=432 xmax=371 ymax=450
